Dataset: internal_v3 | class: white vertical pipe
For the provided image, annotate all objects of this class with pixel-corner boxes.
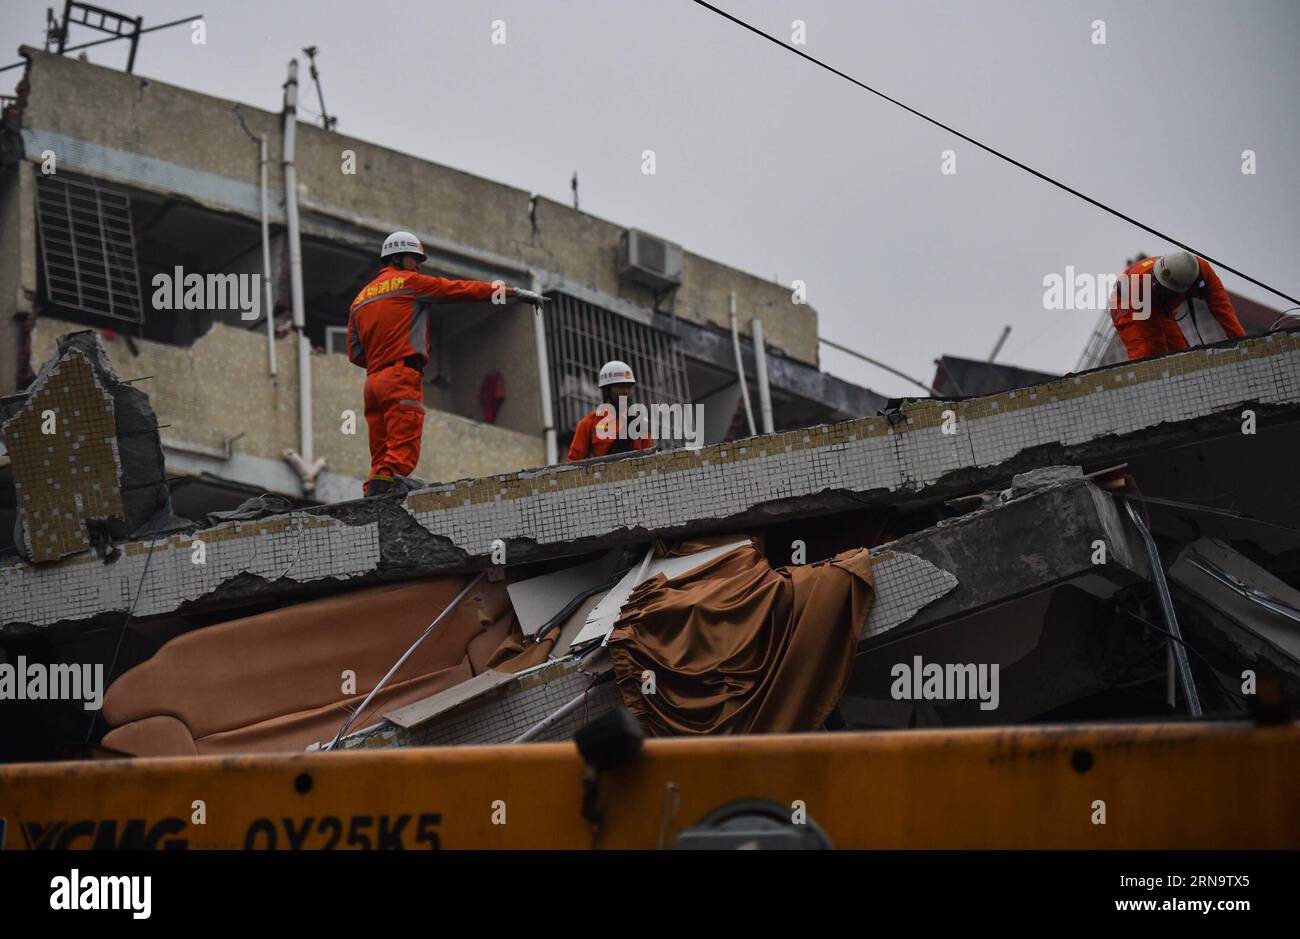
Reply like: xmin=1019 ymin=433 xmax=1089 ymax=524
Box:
xmin=751 ymin=317 xmax=775 ymax=433
xmin=283 ymin=59 xmax=312 ymax=468
xmin=730 ymin=292 xmax=757 ymax=437
xmin=258 ymin=135 xmax=276 ymax=378
xmin=530 ymin=271 xmax=558 ymax=464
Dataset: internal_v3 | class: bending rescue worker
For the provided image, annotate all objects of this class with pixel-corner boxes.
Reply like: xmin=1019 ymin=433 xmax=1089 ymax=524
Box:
xmin=1109 ymin=250 xmax=1245 ymax=362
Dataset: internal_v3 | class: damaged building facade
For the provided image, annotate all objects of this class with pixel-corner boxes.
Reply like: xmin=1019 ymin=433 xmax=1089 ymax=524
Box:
xmin=0 ymin=47 xmax=877 ymax=530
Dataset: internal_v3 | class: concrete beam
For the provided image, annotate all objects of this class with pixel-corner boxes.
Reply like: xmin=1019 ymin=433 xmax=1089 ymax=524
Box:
xmin=860 ymin=474 xmax=1147 ymax=646
xmin=2 ymin=333 xmax=1296 ymax=632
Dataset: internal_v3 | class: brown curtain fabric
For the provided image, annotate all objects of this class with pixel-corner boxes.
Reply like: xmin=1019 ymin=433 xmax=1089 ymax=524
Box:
xmin=607 ymin=537 xmax=874 ymax=736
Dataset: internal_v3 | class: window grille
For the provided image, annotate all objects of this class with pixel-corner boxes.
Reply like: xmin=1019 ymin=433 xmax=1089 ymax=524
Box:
xmin=545 ymin=293 xmax=691 ymax=435
xmin=36 ymin=171 xmax=143 ymax=324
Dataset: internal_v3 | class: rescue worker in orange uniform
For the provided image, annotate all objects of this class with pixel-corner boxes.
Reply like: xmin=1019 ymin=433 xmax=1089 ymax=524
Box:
xmin=566 ymin=360 xmax=656 ymax=462
xmin=348 ymin=231 xmax=545 ymax=495
xmin=1109 ymin=250 xmax=1245 ymax=362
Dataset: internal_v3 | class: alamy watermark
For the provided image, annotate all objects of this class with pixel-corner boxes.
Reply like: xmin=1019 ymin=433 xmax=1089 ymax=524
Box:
xmin=50 ymin=869 xmax=151 ymax=919
xmin=151 ymin=267 xmax=262 ymax=320
xmin=0 ymin=656 xmax=103 ymax=710
xmin=594 ymin=400 xmax=705 ymax=449
xmin=1043 ymin=267 xmax=1153 ymax=320
xmin=890 ymin=655 xmax=999 ymax=711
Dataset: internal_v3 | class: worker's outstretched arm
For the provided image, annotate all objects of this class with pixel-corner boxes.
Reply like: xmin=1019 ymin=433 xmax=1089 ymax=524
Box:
xmin=405 ymin=272 xmax=502 ymax=304
xmin=404 ymin=273 xmax=547 ymax=306
xmin=1199 ymin=261 xmax=1246 ymax=339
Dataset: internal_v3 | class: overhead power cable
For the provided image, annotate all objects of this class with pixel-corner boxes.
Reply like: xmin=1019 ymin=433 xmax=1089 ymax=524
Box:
xmin=692 ymin=1 xmax=1299 ymax=307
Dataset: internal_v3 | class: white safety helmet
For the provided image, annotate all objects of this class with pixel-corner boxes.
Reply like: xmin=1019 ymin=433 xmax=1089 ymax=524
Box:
xmin=598 ymin=360 xmax=636 ymax=388
xmin=381 ymin=230 xmax=427 ymax=261
xmin=1153 ymin=250 xmax=1201 ymax=293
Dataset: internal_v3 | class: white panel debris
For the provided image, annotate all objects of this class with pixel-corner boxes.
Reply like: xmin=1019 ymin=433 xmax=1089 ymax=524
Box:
xmin=506 ymin=550 xmax=622 ymax=636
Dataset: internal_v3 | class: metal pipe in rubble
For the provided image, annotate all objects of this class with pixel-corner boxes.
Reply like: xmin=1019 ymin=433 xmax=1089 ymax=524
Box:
xmin=512 ymin=670 xmax=612 ymax=744
xmin=819 ymin=336 xmax=942 ymax=397
xmin=531 ymin=271 xmax=558 ymax=464
xmin=258 ymin=135 xmax=276 ymax=378
xmin=730 ymin=293 xmax=757 ymax=437
xmin=751 ymin=317 xmax=775 ymax=434
xmin=324 ymin=572 xmax=487 ymax=751
xmin=988 ymin=324 xmax=1011 ymax=363
xmin=1124 ymin=501 xmax=1202 ymax=716
xmin=282 ymin=60 xmax=314 ymax=478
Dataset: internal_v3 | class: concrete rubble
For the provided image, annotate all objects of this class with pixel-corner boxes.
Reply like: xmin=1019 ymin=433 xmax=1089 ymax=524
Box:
xmin=1 ymin=329 xmax=1299 ymax=757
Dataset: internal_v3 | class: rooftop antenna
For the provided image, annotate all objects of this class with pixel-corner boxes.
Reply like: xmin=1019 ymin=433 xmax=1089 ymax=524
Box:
xmin=44 ymin=7 xmax=64 ymax=52
xmin=571 ymin=171 xmax=579 ymax=211
xmin=302 ymin=46 xmax=336 ymax=131
xmin=5 ymin=4 xmax=202 ymax=75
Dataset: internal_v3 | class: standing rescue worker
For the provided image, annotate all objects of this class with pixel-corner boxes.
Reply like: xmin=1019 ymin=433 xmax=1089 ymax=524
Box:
xmin=566 ymin=360 xmax=655 ymax=462
xmin=348 ymin=231 xmax=544 ymax=495
xmin=1109 ymin=250 xmax=1245 ymax=362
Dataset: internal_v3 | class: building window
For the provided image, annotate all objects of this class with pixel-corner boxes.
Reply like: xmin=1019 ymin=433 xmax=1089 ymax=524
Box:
xmin=35 ymin=172 xmax=143 ymax=324
xmin=545 ymin=293 xmax=691 ymax=435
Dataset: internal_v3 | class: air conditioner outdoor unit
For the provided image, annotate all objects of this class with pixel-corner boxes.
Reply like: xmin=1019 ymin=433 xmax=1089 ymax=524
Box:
xmin=619 ymin=229 xmax=683 ymax=290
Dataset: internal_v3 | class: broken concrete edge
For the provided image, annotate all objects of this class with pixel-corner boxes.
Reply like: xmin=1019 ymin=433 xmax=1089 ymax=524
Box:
xmin=0 ymin=399 xmax=1286 ymax=635
xmin=395 ymin=332 xmax=1300 ymax=557
xmin=3 ymin=333 xmax=1296 ymax=632
xmin=2 ymin=329 xmax=177 ymax=565
xmin=857 ymin=476 xmax=1149 ymax=651
xmin=2 ymin=346 xmax=127 ymax=562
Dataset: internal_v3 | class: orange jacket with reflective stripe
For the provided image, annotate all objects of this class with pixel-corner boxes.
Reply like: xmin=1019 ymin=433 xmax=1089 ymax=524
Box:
xmin=566 ymin=408 xmax=655 ymax=462
xmin=1109 ymin=255 xmax=1245 ymax=360
xmin=347 ymin=266 xmax=499 ymax=374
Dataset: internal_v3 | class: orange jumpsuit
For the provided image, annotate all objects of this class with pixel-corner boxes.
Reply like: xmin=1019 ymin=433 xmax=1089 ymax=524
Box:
xmin=1109 ymin=255 xmax=1245 ymax=361
xmin=566 ymin=406 xmax=655 ymax=462
xmin=348 ymin=265 xmax=499 ymax=488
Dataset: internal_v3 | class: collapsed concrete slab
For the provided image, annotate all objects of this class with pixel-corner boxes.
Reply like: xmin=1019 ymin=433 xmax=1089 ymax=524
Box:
xmin=858 ymin=471 xmax=1148 ymax=645
xmin=1 ymin=514 xmax=380 ymax=631
xmin=399 ymin=332 xmax=1298 ymax=559
xmin=336 ymin=472 xmax=1139 ymax=750
xmin=844 ymin=477 xmax=1155 ymax=727
xmin=2 ymin=332 xmax=1295 ymax=632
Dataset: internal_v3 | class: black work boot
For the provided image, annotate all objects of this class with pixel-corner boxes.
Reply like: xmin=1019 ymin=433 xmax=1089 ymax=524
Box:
xmin=365 ymin=476 xmax=395 ymax=498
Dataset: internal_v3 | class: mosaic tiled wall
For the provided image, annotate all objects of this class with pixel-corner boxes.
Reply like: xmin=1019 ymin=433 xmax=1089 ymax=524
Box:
xmin=1 ymin=350 xmax=124 ymax=563
xmin=863 ymin=551 xmax=960 ymax=640
xmin=0 ymin=514 xmax=381 ymax=628
xmin=3 ymin=334 xmax=1294 ymax=630
xmin=403 ymin=333 xmax=1300 ymax=554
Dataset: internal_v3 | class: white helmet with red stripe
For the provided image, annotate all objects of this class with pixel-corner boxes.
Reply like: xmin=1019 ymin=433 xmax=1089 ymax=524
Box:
xmin=381 ymin=231 xmax=427 ymax=261
xmin=1153 ymin=250 xmax=1201 ymax=293
xmin=598 ymin=360 xmax=635 ymax=387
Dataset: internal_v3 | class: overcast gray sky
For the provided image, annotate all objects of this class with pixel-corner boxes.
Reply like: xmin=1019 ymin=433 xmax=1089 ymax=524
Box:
xmin=4 ymin=0 xmax=1297 ymax=397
